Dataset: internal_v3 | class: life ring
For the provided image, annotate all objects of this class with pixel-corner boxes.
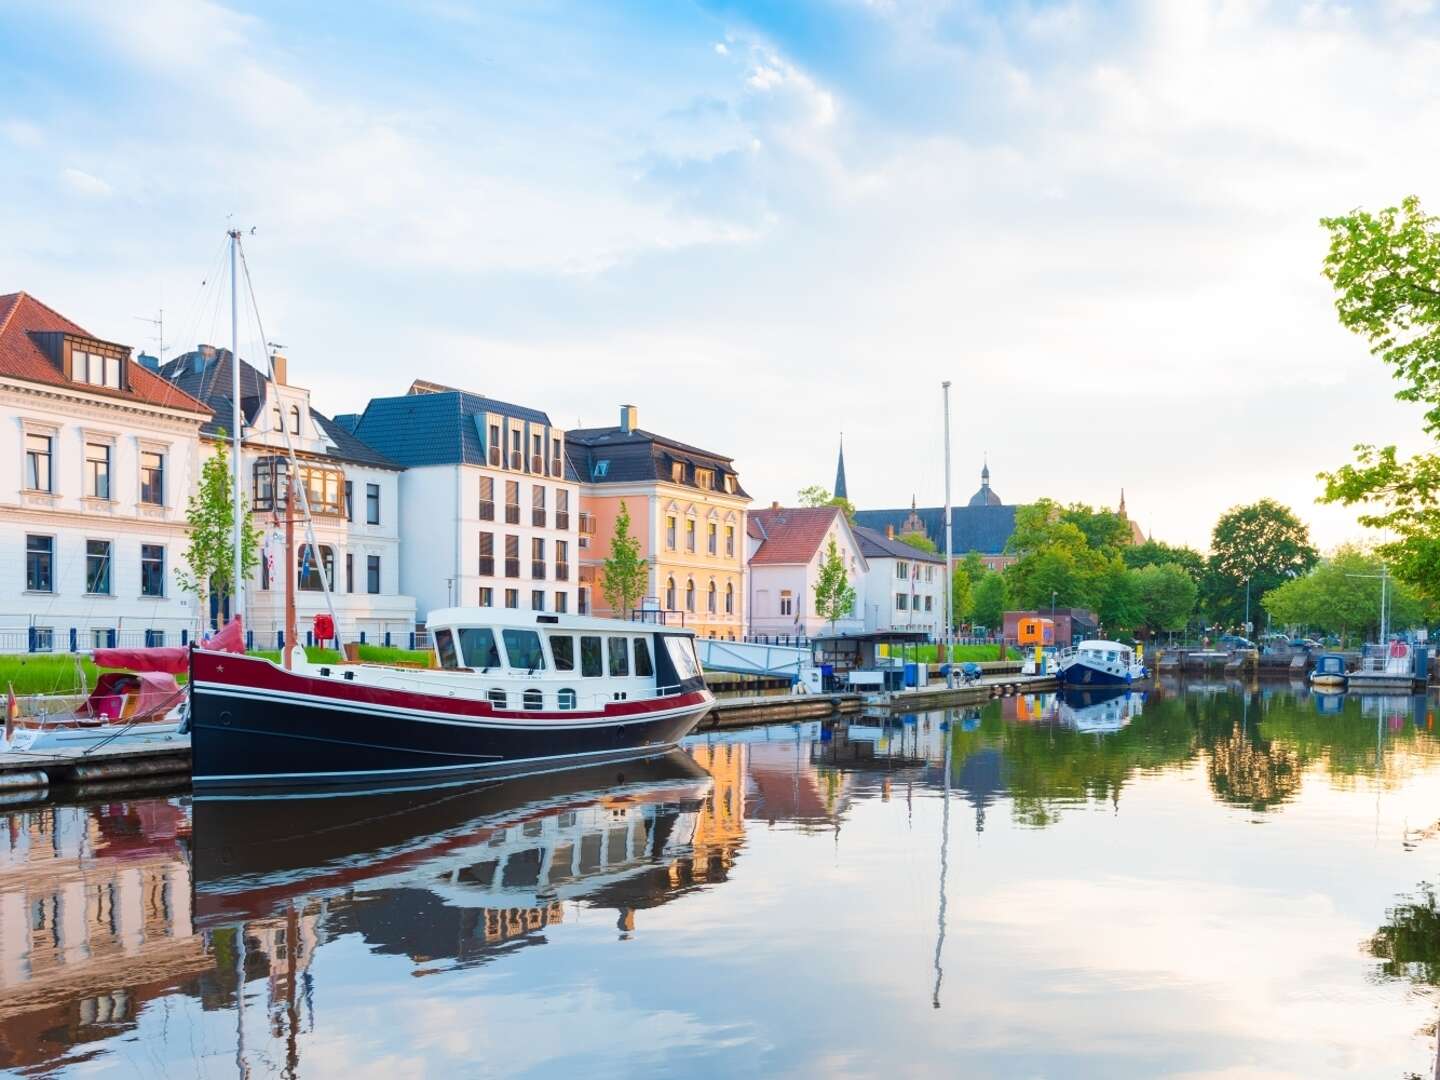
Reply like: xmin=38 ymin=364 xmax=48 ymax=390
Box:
xmin=1390 ymin=640 xmax=1407 ymax=658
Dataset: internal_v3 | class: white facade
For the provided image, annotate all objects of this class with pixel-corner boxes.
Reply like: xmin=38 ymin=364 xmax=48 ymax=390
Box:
xmin=747 ymin=510 xmax=867 ymax=639
xmin=859 ymin=552 xmax=943 ymax=639
xmin=0 ymin=377 xmax=208 ymax=652
xmin=398 ymin=461 xmax=580 ymax=625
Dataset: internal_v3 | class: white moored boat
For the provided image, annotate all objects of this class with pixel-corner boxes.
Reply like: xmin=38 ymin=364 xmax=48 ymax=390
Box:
xmin=1056 ymin=640 xmax=1146 ymax=688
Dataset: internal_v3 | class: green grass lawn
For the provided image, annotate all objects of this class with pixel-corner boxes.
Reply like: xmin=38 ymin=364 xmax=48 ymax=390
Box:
xmin=356 ymin=643 xmax=433 ymax=667
xmin=880 ymin=644 xmax=1004 ymax=663
xmin=0 ymin=655 xmax=104 ymax=696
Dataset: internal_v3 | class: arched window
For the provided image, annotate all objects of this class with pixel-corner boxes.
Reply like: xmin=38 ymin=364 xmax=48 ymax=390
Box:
xmin=289 ymin=405 xmax=301 ymax=434
xmin=685 ymin=579 xmax=696 ymax=612
xmin=707 ymin=581 xmax=717 ymax=614
xmin=725 ymin=582 xmax=734 ymax=615
xmin=297 ymin=544 xmax=335 ymax=591
xmin=272 ymin=404 xmax=282 ymax=430
xmin=666 ymin=577 xmax=676 ymax=610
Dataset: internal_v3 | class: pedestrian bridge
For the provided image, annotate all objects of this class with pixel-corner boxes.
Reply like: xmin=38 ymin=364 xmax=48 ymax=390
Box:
xmin=696 ymin=639 xmax=810 ymax=682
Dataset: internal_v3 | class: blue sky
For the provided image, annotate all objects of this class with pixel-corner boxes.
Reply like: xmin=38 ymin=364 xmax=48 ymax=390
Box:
xmin=3 ymin=0 xmax=1439 ymax=549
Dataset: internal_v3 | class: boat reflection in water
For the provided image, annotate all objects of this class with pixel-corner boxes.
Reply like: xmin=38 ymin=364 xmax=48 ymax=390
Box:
xmin=1054 ymin=688 xmax=1145 ymax=734
xmin=193 ymin=752 xmax=714 ymax=936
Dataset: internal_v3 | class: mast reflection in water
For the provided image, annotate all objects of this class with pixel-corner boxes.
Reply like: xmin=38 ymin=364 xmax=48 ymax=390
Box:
xmin=5 ymin=684 xmax=1440 ymax=1077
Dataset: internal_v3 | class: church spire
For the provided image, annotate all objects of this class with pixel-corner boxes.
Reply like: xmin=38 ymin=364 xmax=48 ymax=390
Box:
xmin=1119 ymin=488 xmax=1128 ymax=518
xmin=834 ymin=433 xmax=848 ymax=501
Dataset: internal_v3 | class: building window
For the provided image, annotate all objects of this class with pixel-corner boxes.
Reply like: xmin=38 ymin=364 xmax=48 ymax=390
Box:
xmin=925 ymin=595 xmax=933 ymax=611
xmin=489 ymin=423 xmax=501 ymax=465
xmin=725 ymin=582 xmax=734 ymax=615
xmin=479 ymin=531 xmax=495 ymax=575
xmin=505 ymin=535 xmax=520 ymax=577
xmin=479 ymin=586 xmax=493 ymax=607
xmin=366 ymin=483 xmax=380 ymax=525
xmin=479 ymin=476 xmax=494 ymax=520
xmin=666 ymin=516 xmax=677 ymax=549
xmin=25 ymin=535 xmax=53 ymax=592
xmin=723 ymin=475 xmax=736 ymax=494
xmin=344 ymin=480 xmax=353 ymax=521
xmin=896 ymin=593 xmax=908 ymax=611
xmin=505 ymin=588 xmax=519 ymax=609
xmin=780 ymin=590 xmax=793 ymax=616
xmin=141 ymin=544 xmax=165 ymax=597
xmin=531 ymin=589 xmax=545 ymax=611
xmin=556 ymin=539 xmax=569 ymax=581
xmin=298 ymin=544 xmax=335 ymax=591
xmin=25 ymin=433 xmax=52 ymax=492
xmin=532 ymin=485 xmax=546 ymax=528
xmin=289 ymin=405 xmax=301 ymax=434
xmin=592 ymin=459 xmax=609 ymax=479
xmin=578 ymin=587 xmax=590 ymax=615
xmin=696 ymin=468 xmax=713 ymax=490
xmin=367 ymin=554 xmax=381 ymax=594
xmin=554 ymin=591 xmax=568 ymax=613
xmin=505 ymin=480 xmax=520 ymax=524
xmin=685 ymin=579 xmax=695 ymax=613
xmin=707 ymin=522 xmax=717 ymax=555
xmin=85 ymin=539 xmax=112 ymax=595
xmin=346 ymin=552 xmax=354 ymax=592
xmin=531 ymin=537 xmax=546 ymax=579
xmin=666 ymin=577 xmax=676 ymax=610
xmin=85 ymin=441 xmax=111 ymax=500
xmin=707 ymin=581 xmax=717 ymax=614
xmin=897 ymin=562 xmax=908 ymax=579
xmin=670 ymin=461 xmax=685 ymax=484
xmin=140 ymin=450 xmax=165 ymax=505
xmin=555 ymin=488 xmax=570 ymax=530
xmin=74 ymin=348 xmax=121 ymax=389
xmin=725 ymin=525 xmax=735 ymax=557
xmin=685 ymin=518 xmax=696 ymax=553
xmin=252 ymin=458 xmax=345 ymax=516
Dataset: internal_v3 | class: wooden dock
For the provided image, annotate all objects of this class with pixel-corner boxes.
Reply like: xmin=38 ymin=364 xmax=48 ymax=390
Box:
xmin=0 ymin=740 xmax=192 ymax=801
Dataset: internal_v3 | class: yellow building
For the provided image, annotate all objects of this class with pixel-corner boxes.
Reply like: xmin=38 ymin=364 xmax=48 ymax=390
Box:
xmin=570 ymin=406 xmax=750 ymax=638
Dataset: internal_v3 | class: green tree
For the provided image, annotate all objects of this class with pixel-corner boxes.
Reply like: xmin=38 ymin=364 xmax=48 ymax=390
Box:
xmin=1130 ymin=563 xmax=1199 ymax=638
xmin=812 ymin=536 xmax=856 ymax=631
xmin=176 ymin=435 xmax=261 ymax=617
xmin=971 ymin=571 xmax=1007 ymax=629
xmin=1318 ymin=197 xmax=1440 ymax=603
xmin=601 ymin=500 xmax=648 ymax=618
xmin=1205 ymin=499 xmax=1318 ymax=627
xmin=797 ymin=484 xmax=856 ymax=521
xmin=1123 ymin=539 xmax=1206 ymax=584
xmin=899 ymin=532 xmax=938 ymax=553
xmin=1261 ymin=545 xmax=1430 ymax=645
xmin=958 ymin=550 xmax=987 ymax=586
xmin=950 ymin=565 xmax=973 ymax=628
xmin=1062 ymin=503 xmax=1131 ymax=556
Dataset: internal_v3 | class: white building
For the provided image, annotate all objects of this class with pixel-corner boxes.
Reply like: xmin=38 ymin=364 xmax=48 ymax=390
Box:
xmin=745 ymin=504 xmax=867 ymax=638
xmin=348 ymin=382 xmax=580 ymax=625
xmin=158 ymin=347 xmax=417 ymax=647
xmin=853 ymin=525 xmax=944 ymax=639
xmin=0 ymin=292 xmax=212 ymax=652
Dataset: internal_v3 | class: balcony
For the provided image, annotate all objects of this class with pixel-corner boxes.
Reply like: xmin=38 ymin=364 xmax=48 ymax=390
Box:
xmin=578 ymin=512 xmax=597 ymax=535
xmin=556 ymin=511 xmax=570 ymax=530
xmin=532 ymin=509 xmax=546 ymax=528
xmin=532 ymin=560 xmax=547 ymax=579
xmin=556 ymin=562 xmax=570 ymax=581
xmin=549 ymin=460 xmax=563 ymax=478
xmin=478 ymin=501 xmax=495 ymax=521
xmin=488 ymin=447 xmax=501 ymax=467
xmin=479 ymin=556 xmax=495 ymax=576
xmin=505 ymin=505 xmax=520 ymax=525
xmin=504 ymin=558 xmax=520 ymax=578
xmin=510 ymin=451 xmax=523 ymax=470
xmin=531 ymin=455 xmax=543 ymax=474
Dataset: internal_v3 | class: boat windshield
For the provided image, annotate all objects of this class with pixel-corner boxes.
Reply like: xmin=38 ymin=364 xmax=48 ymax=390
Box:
xmin=458 ymin=628 xmax=501 ymax=669
xmin=502 ymin=629 xmax=546 ymax=671
xmin=435 ymin=629 xmax=460 ymax=670
xmin=663 ymin=635 xmax=702 ymax=683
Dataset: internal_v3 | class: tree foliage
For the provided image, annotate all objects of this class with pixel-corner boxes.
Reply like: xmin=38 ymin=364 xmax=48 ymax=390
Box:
xmin=1129 ymin=564 xmax=1200 ymax=637
xmin=898 ymin=531 xmax=938 ymax=553
xmin=1204 ymin=499 xmax=1318 ymax=626
xmin=1318 ymin=197 xmax=1440 ymax=602
xmin=176 ymin=436 xmax=261 ymax=610
xmin=797 ymin=484 xmax=856 ymax=521
xmin=813 ymin=537 xmax=857 ymax=631
xmin=601 ymin=500 xmax=648 ymax=618
xmin=971 ymin=571 xmax=1007 ymax=629
xmin=1123 ymin=539 xmax=1205 ymax=584
xmin=950 ymin=565 xmax=972 ymax=628
xmin=1261 ymin=545 xmax=1430 ymax=645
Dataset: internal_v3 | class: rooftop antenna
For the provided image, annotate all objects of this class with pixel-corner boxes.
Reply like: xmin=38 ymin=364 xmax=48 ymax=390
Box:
xmin=133 ymin=309 xmax=168 ymax=363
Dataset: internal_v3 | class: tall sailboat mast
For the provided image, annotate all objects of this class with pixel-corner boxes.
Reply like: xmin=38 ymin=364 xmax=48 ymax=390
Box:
xmin=229 ymin=228 xmax=244 ymax=625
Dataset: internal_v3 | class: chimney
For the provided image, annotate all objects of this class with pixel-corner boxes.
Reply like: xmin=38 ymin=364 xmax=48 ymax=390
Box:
xmin=886 ymin=524 xmax=895 ymax=540
xmin=771 ymin=501 xmax=781 ymax=511
xmin=271 ymin=353 xmax=288 ymax=386
xmin=620 ymin=404 xmax=638 ymax=433
xmin=136 ymin=353 xmax=159 ymax=372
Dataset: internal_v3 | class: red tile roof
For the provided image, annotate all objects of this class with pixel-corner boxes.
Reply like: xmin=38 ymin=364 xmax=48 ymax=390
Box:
xmin=0 ymin=292 xmax=209 ymax=414
xmin=747 ymin=505 xmax=841 ymax=565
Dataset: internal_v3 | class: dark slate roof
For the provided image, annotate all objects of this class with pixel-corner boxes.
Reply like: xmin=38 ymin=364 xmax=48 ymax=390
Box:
xmin=157 ymin=346 xmax=401 ymax=470
xmin=853 ymin=525 xmax=945 ymax=563
xmin=566 ymin=426 xmax=749 ymax=498
xmin=852 ymin=504 xmax=1018 ymax=556
xmin=332 ymin=412 xmax=361 ymax=434
xmin=354 ymin=388 xmax=568 ymax=472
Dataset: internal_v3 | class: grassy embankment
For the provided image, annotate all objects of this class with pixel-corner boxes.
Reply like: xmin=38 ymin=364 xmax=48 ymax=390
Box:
xmin=878 ymin=644 xmax=1005 ymax=663
xmin=2 ymin=643 xmax=433 ymax=695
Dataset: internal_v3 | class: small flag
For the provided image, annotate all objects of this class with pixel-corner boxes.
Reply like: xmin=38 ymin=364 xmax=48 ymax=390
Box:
xmin=5 ymin=682 xmax=17 ymax=744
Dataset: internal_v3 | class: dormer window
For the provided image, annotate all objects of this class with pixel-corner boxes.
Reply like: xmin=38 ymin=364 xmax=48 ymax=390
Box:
xmin=695 ymin=468 xmax=714 ymax=490
xmin=670 ymin=461 xmax=685 ymax=484
xmin=73 ymin=347 xmax=122 ymax=389
xmin=289 ymin=405 xmax=301 ymax=435
xmin=593 ymin=460 xmax=609 ymax=479
xmin=723 ymin=474 xmax=736 ymax=494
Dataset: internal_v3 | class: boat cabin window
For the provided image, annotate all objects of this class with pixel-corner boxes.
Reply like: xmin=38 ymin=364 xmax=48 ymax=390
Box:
xmin=663 ymin=635 xmax=702 ymax=683
xmin=608 ymin=637 xmax=630 ymax=677
xmin=487 ymin=689 xmax=507 ymax=709
xmin=503 ymin=629 xmax=545 ymax=671
xmin=523 ymin=688 xmax=543 ymax=711
xmin=558 ymin=687 xmax=577 ymax=710
xmin=634 ymin=638 xmax=654 ymax=678
xmin=435 ymin=629 xmax=460 ymax=670
xmin=459 ymin=628 xmax=501 ymax=669
xmin=550 ymin=634 xmax=575 ymax=671
xmin=580 ymin=636 xmax=603 ymax=677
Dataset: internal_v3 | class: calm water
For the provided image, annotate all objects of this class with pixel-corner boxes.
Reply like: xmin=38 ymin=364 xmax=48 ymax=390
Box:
xmin=5 ymin=683 xmax=1440 ymax=1078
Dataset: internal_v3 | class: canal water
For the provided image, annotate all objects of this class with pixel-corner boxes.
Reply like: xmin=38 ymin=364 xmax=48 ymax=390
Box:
xmin=4 ymin=683 xmax=1440 ymax=1078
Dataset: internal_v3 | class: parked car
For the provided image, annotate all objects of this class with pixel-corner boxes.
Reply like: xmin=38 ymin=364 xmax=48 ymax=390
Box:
xmin=1219 ymin=634 xmax=1256 ymax=650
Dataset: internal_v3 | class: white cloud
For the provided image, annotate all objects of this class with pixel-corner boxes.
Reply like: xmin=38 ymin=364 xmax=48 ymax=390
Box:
xmin=59 ymin=167 xmax=111 ymax=198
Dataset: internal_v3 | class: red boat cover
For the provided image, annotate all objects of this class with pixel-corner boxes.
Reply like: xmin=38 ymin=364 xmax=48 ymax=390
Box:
xmin=93 ymin=615 xmax=245 ymax=675
xmin=203 ymin=615 xmax=245 ymax=655
xmin=78 ymin=671 xmax=184 ymax=722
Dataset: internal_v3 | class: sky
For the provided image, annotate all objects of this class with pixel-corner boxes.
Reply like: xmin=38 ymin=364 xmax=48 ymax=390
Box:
xmin=2 ymin=0 xmax=1438 ymax=552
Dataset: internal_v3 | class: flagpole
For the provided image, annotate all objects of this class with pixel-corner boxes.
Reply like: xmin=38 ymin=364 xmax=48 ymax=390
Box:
xmin=942 ymin=381 xmax=954 ymax=687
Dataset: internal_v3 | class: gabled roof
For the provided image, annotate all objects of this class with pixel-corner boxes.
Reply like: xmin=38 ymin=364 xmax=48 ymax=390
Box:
xmin=0 ymin=292 xmax=209 ymax=415
xmin=748 ymin=506 xmax=845 ymax=565
xmin=157 ymin=346 xmax=401 ymax=470
xmin=354 ymin=387 xmax=568 ymax=472
xmin=853 ymin=503 xmax=1018 ymax=556
xmin=566 ymin=425 xmax=748 ymax=497
xmin=853 ymin=525 xmax=945 ymax=563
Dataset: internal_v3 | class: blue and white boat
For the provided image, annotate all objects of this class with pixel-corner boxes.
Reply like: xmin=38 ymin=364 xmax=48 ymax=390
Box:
xmin=1309 ymin=652 xmax=1348 ymax=690
xmin=1056 ymin=640 xmax=1145 ymax=688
